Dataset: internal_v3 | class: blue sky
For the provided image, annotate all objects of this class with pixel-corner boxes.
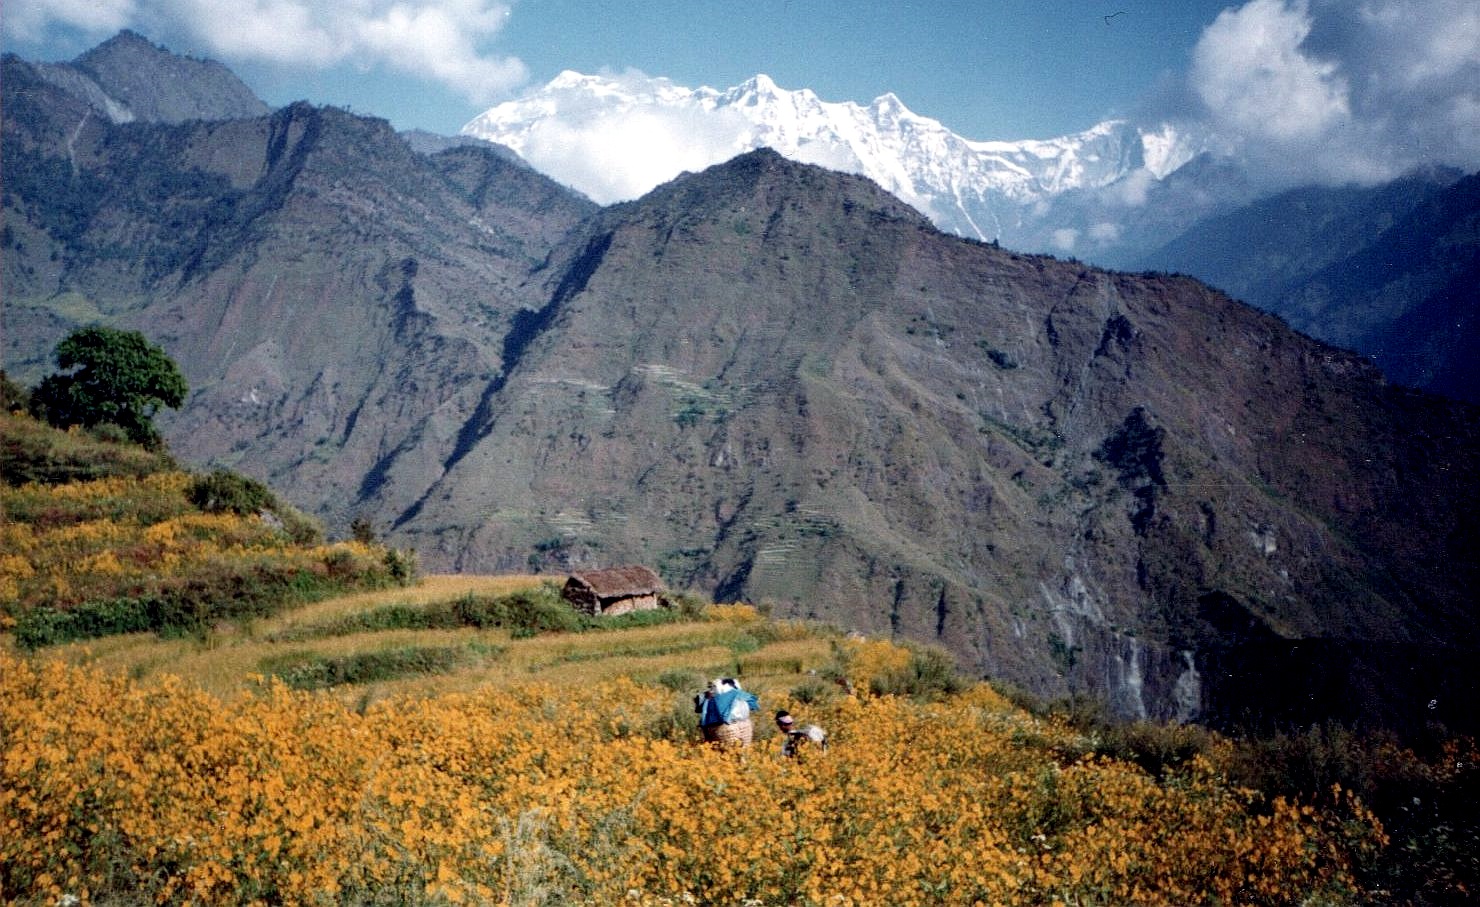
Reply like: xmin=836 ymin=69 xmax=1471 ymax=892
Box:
xmin=483 ymin=1 xmax=1237 ymax=140
xmin=2 ymin=1 xmax=1270 ymax=140
xmin=5 ymin=0 xmax=1478 ymax=187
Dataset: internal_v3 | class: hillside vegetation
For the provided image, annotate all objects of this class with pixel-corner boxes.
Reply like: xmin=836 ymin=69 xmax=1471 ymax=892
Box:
xmin=4 ymin=415 xmax=1477 ymax=905
xmin=1 ymin=412 xmax=413 ymax=649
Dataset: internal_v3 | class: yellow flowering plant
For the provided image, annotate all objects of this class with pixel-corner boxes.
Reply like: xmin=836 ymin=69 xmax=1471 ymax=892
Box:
xmin=0 ymin=652 xmax=1386 ymax=906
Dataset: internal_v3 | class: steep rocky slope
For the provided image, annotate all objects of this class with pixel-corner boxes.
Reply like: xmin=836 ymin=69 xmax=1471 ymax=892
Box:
xmin=1 ymin=56 xmax=596 ymax=532
xmin=395 ymin=150 xmax=1480 ymax=730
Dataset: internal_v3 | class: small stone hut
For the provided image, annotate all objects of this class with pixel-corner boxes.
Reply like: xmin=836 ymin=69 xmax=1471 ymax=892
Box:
xmin=561 ymin=565 xmax=669 ymax=617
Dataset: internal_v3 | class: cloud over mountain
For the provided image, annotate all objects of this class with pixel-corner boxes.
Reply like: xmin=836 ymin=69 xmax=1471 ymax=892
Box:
xmin=3 ymin=0 xmax=527 ymax=103
xmin=1186 ymin=0 xmax=1480 ymax=186
xmin=503 ymin=70 xmax=755 ymax=205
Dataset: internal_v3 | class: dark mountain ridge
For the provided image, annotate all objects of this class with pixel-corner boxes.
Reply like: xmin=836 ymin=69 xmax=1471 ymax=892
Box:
xmin=1140 ymin=168 xmax=1479 ymax=403
xmin=4 ymin=36 xmax=1478 ymax=733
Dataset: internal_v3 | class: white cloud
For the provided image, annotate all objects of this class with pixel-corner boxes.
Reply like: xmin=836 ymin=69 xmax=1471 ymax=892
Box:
xmin=1360 ymin=0 xmax=1480 ymax=86
xmin=1192 ymin=0 xmax=1349 ymax=144
xmin=4 ymin=0 xmax=138 ymax=41
xmin=353 ymin=1 xmax=526 ymax=104
xmin=6 ymin=0 xmax=527 ymax=103
xmin=1107 ymin=169 xmax=1156 ymax=207
xmin=1186 ymin=0 xmax=1480 ymax=186
xmin=1088 ymin=222 xmax=1121 ymax=244
xmin=1050 ymin=228 xmax=1078 ymax=252
xmin=518 ymin=103 xmax=753 ymax=204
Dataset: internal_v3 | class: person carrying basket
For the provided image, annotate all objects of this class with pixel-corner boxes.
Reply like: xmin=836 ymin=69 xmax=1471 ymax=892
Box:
xmin=695 ymin=678 xmax=759 ymax=748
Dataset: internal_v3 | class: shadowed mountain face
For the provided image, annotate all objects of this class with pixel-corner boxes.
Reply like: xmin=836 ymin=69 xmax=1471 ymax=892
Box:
xmin=1140 ymin=169 xmax=1479 ymax=404
xmin=4 ymin=39 xmax=1478 ymax=732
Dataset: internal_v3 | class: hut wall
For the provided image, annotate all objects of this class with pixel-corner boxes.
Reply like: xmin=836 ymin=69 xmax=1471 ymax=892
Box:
xmin=599 ymin=593 xmax=660 ymax=617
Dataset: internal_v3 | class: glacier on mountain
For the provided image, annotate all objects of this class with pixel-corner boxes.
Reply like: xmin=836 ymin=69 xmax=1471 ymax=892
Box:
xmin=462 ymin=71 xmax=1204 ymax=249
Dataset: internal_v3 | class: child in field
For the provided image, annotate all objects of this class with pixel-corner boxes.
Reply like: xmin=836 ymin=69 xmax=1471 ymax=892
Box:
xmin=775 ymin=710 xmax=827 ymax=757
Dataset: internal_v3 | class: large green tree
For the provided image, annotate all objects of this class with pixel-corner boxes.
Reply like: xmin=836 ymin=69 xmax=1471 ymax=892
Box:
xmin=32 ymin=327 xmax=188 ymax=447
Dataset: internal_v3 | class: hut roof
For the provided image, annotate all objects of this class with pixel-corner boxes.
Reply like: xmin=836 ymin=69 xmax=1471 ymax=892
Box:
xmin=567 ymin=565 xmax=664 ymax=598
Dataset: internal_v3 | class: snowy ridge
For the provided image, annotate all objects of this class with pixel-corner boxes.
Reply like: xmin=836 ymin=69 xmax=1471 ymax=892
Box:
xmin=462 ymin=71 xmax=1201 ymax=242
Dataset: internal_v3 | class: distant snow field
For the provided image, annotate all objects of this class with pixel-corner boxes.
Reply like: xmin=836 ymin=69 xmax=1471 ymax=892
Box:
xmin=462 ymin=71 xmax=1203 ymax=247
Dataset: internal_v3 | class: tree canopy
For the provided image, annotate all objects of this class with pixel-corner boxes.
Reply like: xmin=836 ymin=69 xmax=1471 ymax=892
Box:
xmin=32 ymin=327 xmax=187 ymax=447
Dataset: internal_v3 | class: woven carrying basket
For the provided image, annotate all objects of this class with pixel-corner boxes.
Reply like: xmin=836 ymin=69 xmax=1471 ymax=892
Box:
xmin=703 ymin=718 xmax=754 ymax=748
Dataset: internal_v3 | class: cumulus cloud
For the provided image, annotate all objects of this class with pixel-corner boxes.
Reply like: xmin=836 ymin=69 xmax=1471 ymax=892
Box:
xmin=519 ymin=105 xmax=752 ymax=204
xmin=1106 ymin=168 xmax=1157 ymax=208
xmin=472 ymin=70 xmax=757 ymax=204
xmin=1192 ymin=0 xmax=1350 ymax=144
xmin=1185 ymin=0 xmax=1480 ymax=186
xmin=5 ymin=0 xmax=138 ymax=40
xmin=5 ymin=0 xmax=527 ymax=104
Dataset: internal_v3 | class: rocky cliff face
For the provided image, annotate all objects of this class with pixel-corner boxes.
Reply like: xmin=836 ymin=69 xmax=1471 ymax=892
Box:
xmin=1 ymin=60 xmax=596 ymax=534
xmin=392 ymin=150 xmax=1480 ymax=730
xmin=15 ymin=30 xmax=270 ymax=125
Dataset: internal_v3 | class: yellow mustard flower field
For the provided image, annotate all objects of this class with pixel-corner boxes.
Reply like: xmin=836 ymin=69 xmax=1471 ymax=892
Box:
xmin=1 ymin=637 xmax=1385 ymax=906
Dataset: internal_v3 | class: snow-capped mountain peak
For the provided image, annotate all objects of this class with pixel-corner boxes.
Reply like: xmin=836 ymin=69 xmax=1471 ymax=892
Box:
xmin=461 ymin=71 xmax=1203 ymax=244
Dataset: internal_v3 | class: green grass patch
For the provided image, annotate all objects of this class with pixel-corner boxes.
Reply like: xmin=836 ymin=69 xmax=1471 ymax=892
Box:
xmin=14 ymin=562 xmax=399 ymax=650
xmin=259 ymin=643 xmax=500 ymax=690
xmin=531 ymin=639 xmax=716 ymax=669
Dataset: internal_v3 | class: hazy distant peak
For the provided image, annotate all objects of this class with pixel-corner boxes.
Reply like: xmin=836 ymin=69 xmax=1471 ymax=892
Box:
xmin=77 ymin=29 xmax=159 ymax=58
xmin=45 ymin=29 xmax=269 ymax=125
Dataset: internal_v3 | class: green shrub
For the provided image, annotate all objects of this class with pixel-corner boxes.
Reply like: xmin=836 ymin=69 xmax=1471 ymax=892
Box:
xmin=350 ymin=516 xmax=377 ymax=544
xmin=188 ymin=469 xmax=275 ymax=515
xmin=270 ymin=603 xmax=453 ymax=642
xmin=86 ymin=423 xmax=132 ymax=445
xmin=14 ymin=560 xmax=395 ymax=649
xmin=727 ymin=633 xmax=762 ymax=656
xmin=1093 ymin=720 xmax=1214 ymax=779
xmin=453 ymin=583 xmax=586 ymax=634
xmin=1225 ymin=724 xmax=1480 ymax=905
xmin=992 ymin=680 xmax=1049 ymax=716
xmin=275 ymin=503 xmax=324 ymax=545
xmin=789 ymin=676 xmax=837 ymax=705
xmin=592 ymin=608 xmax=685 ymax=631
xmin=384 ymin=547 xmax=417 ymax=585
xmin=667 ymin=590 xmax=709 ymax=619
xmin=868 ymin=644 xmax=966 ymax=700
xmin=14 ymin=599 xmax=152 ymax=649
xmin=268 ymin=583 xmax=688 ymax=646
xmin=0 ymin=370 xmax=29 ymax=413
xmin=655 ymin=669 xmax=702 ymax=693
xmin=646 ymin=695 xmax=706 ymax=744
